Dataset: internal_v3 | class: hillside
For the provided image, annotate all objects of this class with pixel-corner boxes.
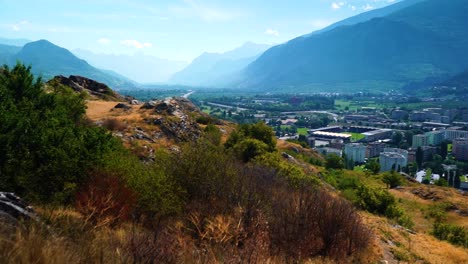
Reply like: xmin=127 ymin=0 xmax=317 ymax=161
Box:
xmin=6 ymin=40 xmax=137 ymax=89
xmin=0 ymin=44 xmax=21 ymax=64
xmin=236 ymin=0 xmax=468 ymax=92
xmin=309 ymin=0 xmax=425 ymax=36
xmin=169 ymin=42 xmax=270 ymax=87
xmin=1 ymin=67 xmax=466 ymax=263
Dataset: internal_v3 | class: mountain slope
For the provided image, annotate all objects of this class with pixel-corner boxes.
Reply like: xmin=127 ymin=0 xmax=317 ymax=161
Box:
xmin=169 ymin=42 xmax=270 ymax=87
xmin=238 ymin=0 xmax=468 ymax=92
xmin=309 ymin=0 xmax=425 ymax=36
xmin=73 ymin=50 xmax=188 ymax=83
xmin=0 ymin=44 xmax=21 ymax=64
xmin=10 ymin=40 xmax=136 ymax=89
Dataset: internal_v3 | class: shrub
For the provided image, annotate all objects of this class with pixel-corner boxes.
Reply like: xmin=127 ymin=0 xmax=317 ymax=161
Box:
xmin=225 ymin=122 xmax=277 ymax=152
xmin=76 ymin=172 xmax=136 ymax=228
xmin=426 ymin=203 xmax=449 ymax=222
xmin=99 ymin=150 xmax=184 ymax=222
xmin=354 ymin=185 xmax=399 ymax=217
xmin=269 ymin=187 xmax=370 ymax=259
xmin=325 ymin=154 xmax=344 ymax=170
xmin=432 ymin=222 xmax=468 ymax=248
xmin=382 ymin=171 xmax=403 ymax=189
xmin=195 ymin=115 xmax=218 ymax=125
xmin=0 ymin=63 xmax=122 ymax=203
xmin=102 ymin=118 xmax=127 ymax=131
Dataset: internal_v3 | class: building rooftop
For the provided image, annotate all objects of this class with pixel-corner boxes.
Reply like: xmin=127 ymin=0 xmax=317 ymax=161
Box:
xmin=380 ymin=152 xmax=405 ymax=159
xmin=311 ymin=131 xmax=352 ymax=139
xmin=362 ymin=129 xmax=392 ymax=136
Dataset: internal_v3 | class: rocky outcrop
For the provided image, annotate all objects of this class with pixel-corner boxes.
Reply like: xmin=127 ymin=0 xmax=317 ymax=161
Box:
xmin=48 ymin=75 xmax=123 ymax=101
xmin=114 ymin=103 xmax=131 ymax=110
xmin=0 ymin=192 xmax=36 ymax=226
xmin=140 ymin=97 xmax=204 ymax=142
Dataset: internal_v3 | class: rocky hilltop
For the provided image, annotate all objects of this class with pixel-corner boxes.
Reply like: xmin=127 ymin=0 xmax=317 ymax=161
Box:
xmin=85 ymin=95 xmax=228 ymax=159
xmin=48 ymin=75 xmax=125 ymax=101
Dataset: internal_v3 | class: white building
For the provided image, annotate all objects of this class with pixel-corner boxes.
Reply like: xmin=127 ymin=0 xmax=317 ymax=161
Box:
xmin=344 ymin=143 xmax=366 ymax=163
xmin=380 ymin=152 xmax=407 ymax=172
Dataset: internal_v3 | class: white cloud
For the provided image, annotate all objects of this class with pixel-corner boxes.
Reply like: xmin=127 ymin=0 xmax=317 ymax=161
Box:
xmin=331 ymin=2 xmax=346 ymax=10
xmin=265 ymin=29 xmax=279 ymax=37
xmin=121 ymin=39 xmax=153 ymax=49
xmin=11 ymin=20 xmax=29 ymax=31
xmin=97 ymin=38 xmax=111 ymax=45
xmin=362 ymin=4 xmax=375 ymax=11
xmin=349 ymin=4 xmax=357 ymax=11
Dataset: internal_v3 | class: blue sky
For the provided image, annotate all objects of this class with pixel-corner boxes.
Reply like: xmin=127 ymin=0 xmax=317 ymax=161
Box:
xmin=0 ymin=0 xmax=400 ymax=62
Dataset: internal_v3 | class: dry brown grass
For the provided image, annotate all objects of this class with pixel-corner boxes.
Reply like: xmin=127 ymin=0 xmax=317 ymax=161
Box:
xmin=390 ymin=186 xmax=468 ymax=230
xmin=362 ymin=212 xmax=468 ymax=264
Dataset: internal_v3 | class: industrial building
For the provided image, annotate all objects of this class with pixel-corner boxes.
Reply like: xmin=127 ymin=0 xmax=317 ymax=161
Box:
xmin=344 ymin=143 xmax=366 ymax=163
xmin=380 ymin=151 xmax=407 ymax=172
xmin=362 ymin=129 xmax=393 ymax=142
xmin=453 ymin=138 xmax=468 ymax=161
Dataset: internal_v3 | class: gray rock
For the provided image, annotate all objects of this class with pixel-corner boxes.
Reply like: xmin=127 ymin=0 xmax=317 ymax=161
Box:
xmin=0 ymin=192 xmax=36 ymax=225
xmin=114 ymin=103 xmax=131 ymax=110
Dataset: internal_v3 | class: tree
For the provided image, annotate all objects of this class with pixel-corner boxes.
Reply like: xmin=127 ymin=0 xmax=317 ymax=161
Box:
xmin=405 ymin=131 xmax=414 ymax=146
xmin=325 ymin=154 xmax=344 ymax=170
xmin=225 ymin=121 xmax=277 ymax=154
xmin=382 ymin=171 xmax=403 ymax=189
xmin=434 ymin=178 xmax=448 ymax=187
xmin=0 ymin=63 xmax=121 ymax=203
xmin=416 ymin=147 xmax=424 ymax=169
xmin=439 ymin=141 xmax=448 ymax=160
xmin=234 ymin=138 xmax=269 ymax=162
xmin=365 ymin=159 xmax=381 ymax=175
xmin=392 ymin=132 xmax=403 ymax=146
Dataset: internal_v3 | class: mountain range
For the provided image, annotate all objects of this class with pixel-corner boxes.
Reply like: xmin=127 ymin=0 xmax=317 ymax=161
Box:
xmin=73 ymin=50 xmax=188 ymax=84
xmin=169 ymin=42 xmax=270 ymax=87
xmin=0 ymin=40 xmax=136 ymax=89
xmin=235 ymin=0 xmax=468 ymax=92
xmin=1 ymin=0 xmax=467 ymax=93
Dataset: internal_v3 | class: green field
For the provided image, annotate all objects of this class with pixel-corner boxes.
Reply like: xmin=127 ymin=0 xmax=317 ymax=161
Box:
xmin=343 ymin=132 xmax=365 ymax=141
xmin=334 ymin=99 xmax=381 ymax=111
xmin=297 ymin=128 xmax=308 ymax=136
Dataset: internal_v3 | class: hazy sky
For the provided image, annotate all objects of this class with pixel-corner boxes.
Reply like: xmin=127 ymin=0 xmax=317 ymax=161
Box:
xmin=0 ymin=0 xmax=400 ymax=62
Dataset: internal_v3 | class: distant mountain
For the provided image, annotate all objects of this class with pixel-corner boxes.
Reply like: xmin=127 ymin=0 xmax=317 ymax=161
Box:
xmin=0 ymin=44 xmax=21 ymax=64
xmin=73 ymin=49 xmax=188 ymax=83
xmin=169 ymin=42 xmax=270 ymax=87
xmin=441 ymin=70 xmax=468 ymax=88
xmin=7 ymin=40 xmax=136 ymax=89
xmin=0 ymin=37 xmax=31 ymax=47
xmin=236 ymin=0 xmax=468 ymax=92
xmin=309 ymin=0 xmax=425 ymax=36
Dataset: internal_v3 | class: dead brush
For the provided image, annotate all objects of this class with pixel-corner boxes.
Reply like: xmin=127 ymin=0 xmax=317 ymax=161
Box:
xmin=102 ymin=118 xmax=127 ymax=132
xmin=75 ymin=173 xmax=136 ymax=229
xmin=180 ymin=208 xmax=271 ymax=263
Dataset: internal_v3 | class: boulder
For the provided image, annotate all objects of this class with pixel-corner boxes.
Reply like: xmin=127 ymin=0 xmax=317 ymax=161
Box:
xmin=114 ymin=103 xmax=131 ymax=110
xmin=141 ymin=100 xmax=158 ymax=109
xmin=0 ymin=192 xmax=36 ymax=225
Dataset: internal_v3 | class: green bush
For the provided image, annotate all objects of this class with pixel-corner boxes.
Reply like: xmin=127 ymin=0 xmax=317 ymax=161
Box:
xmin=325 ymin=154 xmax=344 ymax=170
xmin=382 ymin=171 xmax=403 ymax=189
xmin=0 ymin=63 xmax=121 ymax=203
xmin=355 ymin=185 xmax=400 ymax=217
xmin=432 ymin=222 xmax=468 ymax=248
